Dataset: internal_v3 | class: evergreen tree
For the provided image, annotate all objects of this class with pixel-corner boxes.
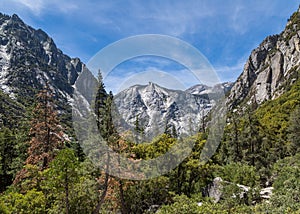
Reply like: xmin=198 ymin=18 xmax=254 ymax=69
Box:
xmin=0 ymin=121 xmax=29 ymax=191
xmin=93 ymin=71 xmax=129 ymax=213
xmin=199 ymin=108 xmax=207 ymax=133
xmin=134 ymin=115 xmax=144 ymax=134
xmin=240 ymin=108 xmax=262 ymax=167
xmin=14 ymin=85 xmax=64 ymax=183
xmin=0 ymin=128 xmax=16 ymax=191
xmin=288 ymin=105 xmax=300 ymax=154
xmin=94 ymin=69 xmax=108 ymax=136
xmin=231 ymin=113 xmax=241 ymax=162
xmin=171 ymin=125 xmax=178 ymax=139
xmin=43 ymin=148 xmax=79 ymax=214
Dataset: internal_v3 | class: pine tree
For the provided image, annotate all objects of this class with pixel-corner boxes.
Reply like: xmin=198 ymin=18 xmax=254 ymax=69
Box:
xmin=93 ymin=71 xmax=129 ymax=213
xmin=225 ymin=112 xmax=242 ymax=162
xmin=135 ymin=115 xmax=144 ymax=143
xmin=199 ymin=108 xmax=207 ymax=133
xmin=93 ymin=71 xmax=121 ymax=213
xmin=240 ymin=108 xmax=261 ymax=167
xmin=14 ymin=85 xmax=64 ymax=183
xmin=94 ymin=69 xmax=108 ymax=136
xmin=0 ymin=128 xmax=15 ymax=191
xmin=44 ymin=148 xmax=79 ymax=214
xmin=288 ymin=105 xmax=300 ymax=154
xmin=171 ymin=125 xmax=178 ymax=139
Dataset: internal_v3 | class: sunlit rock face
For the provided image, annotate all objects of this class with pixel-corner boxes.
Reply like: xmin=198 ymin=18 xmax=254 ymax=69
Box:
xmin=227 ymin=9 xmax=300 ymax=109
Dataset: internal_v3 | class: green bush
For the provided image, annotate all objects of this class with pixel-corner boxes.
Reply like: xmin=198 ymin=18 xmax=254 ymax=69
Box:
xmin=1 ymin=189 xmax=46 ymax=214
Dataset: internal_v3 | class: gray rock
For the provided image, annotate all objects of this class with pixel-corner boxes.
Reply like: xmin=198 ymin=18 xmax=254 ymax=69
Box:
xmin=203 ymin=177 xmax=251 ymax=203
xmin=0 ymin=13 xmax=84 ymax=103
xmin=114 ymin=82 xmax=222 ymax=140
xmin=203 ymin=177 xmax=223 ymax=203
xmin=260 ymin=187 xmax=273 ymax=200
xmin=227 ymin=10 xmax=300 ymax=109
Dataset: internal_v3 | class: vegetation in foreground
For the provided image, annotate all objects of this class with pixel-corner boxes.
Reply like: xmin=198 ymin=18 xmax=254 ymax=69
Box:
xmin=0 ymin=69 xmax=299 ymax=214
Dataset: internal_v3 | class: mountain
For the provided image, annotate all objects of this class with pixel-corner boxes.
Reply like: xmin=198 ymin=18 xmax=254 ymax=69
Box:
xmin=0 ymin=13 xmax=88 ymax=130
xmin=0 ymin=13 xmax=232 ymax=140
xmin=186 ymin=82 xmax=233 ymax=98
xmin=0 ymin=13 xmax=84 ymax=106
xmin=114 ymin=82 xmax=227 ymax=139
xmin=227 ymin=7 xmax=300 ymax=109
xmin=1 ymin=9 xmax=299 ymax=140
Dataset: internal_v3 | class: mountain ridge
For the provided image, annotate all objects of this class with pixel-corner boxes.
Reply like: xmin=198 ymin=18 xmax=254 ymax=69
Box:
xmin=114 ymin=81 xmax=230 ymax=138
xmin=0 ymin=13 xmax=84 ymax=102
xmin=227 ymin=7 xmax=300 ymax=110
xmin=0 ymin=13 xmax=89 ymax=130
xmin=1 ymin=10 xmax=300 ymax=139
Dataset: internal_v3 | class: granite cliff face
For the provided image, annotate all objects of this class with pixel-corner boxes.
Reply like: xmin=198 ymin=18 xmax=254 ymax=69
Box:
xmin=0 ymin=13 xmax=84 ymax=105
xmin=114 ymin=82 xmax=231 ymax=138
xmin=228 ymin=8 xmax=300 ymax=109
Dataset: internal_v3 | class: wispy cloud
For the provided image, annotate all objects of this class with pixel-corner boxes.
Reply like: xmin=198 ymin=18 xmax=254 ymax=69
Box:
xmin=104 ymin=56 xmax=190 ymax=93
xmin=214 ymin=62 xmax=245 ymax=82
xmin=105 ymin=67 xmax=199 ymax=94
xmin=10 ymin=0 xmax=78 ymax=15
xmin=12 ymin=0 xmax=44 ymax=15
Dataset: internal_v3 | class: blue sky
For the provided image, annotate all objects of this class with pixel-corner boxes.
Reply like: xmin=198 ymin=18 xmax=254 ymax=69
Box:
xmin=0 ymin=0 xmax=299 ymax=93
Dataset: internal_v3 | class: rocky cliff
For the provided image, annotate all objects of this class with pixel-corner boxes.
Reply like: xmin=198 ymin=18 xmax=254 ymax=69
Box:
xmin=0 ymin=13 xmax=84 ymax=106
xmin=114 ymin=82 xmax=232 ymax=139
xmin=228 ymin=7 xmax=300 ymax=109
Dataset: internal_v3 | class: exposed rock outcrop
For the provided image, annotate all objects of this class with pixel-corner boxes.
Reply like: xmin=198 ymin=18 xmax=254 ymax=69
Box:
xmin=114 ymin=82 xmax=230 ymax=139
xmin=0 ymin=13 xmax=85 ymax=104
xmin=228 ymin=8 xmax=300 ymax=109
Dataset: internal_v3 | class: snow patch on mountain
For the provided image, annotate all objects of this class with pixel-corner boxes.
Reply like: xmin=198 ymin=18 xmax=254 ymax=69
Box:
xmin=114 ymin=82 xmax=219 ymax=139
xmin=186 ymin=82 xmax=233 ymax=96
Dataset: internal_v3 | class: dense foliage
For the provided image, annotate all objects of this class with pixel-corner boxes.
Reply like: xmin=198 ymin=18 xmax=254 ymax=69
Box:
xmin=0 ymin=68 xmax=300 ymax=213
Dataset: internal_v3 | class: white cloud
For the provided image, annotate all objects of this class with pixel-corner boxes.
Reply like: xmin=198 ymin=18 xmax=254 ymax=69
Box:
xmin=215 ymin=62 xmax=244 ymax=74
xmin=9 ymin=0 xmax=78 ymax=15
xmin=105 ymin=65 xmax=231 ymax=95
xmin=214 ymin=62 xmax=245 ymax=82
xmin=12 ymin=0 xmax=44 ymax=14
xmin=5 ymin=0 xmax=297 ymax=40
xmin=116 ymin=69 xmax=187 ymax=93
xmin=105 ymin=66 xmax=204 ymax=94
